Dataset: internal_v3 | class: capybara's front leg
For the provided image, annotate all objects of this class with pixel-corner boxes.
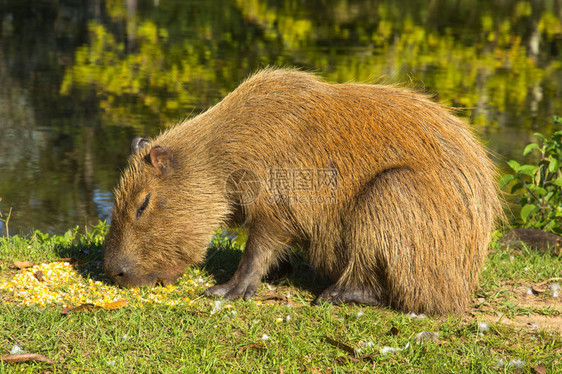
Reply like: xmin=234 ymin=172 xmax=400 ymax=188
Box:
xmin=204 ymin=224 xmax=288 ymax=300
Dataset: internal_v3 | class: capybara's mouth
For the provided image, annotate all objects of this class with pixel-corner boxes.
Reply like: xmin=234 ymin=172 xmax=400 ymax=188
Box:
xmin=145 ymin=269 xmax=185 ymax=288
xmin=112 ymin=271 xmax=182 ymax=288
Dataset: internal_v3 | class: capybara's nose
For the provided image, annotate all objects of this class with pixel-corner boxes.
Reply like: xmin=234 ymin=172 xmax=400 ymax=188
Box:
xmin=103 ymin=256 xmax=136 ymax=286
xmin=113 ymin=268 xmax=126 ymax=281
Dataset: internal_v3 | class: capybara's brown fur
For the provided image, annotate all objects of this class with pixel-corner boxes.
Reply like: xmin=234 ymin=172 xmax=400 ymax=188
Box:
xmin=103 ymin=68 xmax=501 ymax=314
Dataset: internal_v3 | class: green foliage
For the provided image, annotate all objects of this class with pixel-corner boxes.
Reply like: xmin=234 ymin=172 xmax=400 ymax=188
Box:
xmin=0 ymin=221 xmax=108 ymax=267
xmin=501 ymin=116 xmax=562 ymax=233
xmin=57 ymin=0 xmax=562 ymax=129
xmin=0 ymin=197 xmax=12 ymax=239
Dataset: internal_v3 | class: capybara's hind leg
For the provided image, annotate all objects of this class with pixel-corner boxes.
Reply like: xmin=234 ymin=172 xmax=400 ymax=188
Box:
xmin=314 ymin=240 xmax=388 ymax=306
xmin=313 ymin=177 xmax=396 ymax=306
xmin=317 ymin=167 xmax=465 ymax=313
xmin=316 ymin=168 xmax=419 ymax=308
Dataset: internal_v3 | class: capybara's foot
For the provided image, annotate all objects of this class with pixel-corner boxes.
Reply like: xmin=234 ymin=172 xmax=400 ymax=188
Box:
xmin=314 ymin=285 xmax=382 ymax=306
xmin=204 ymin=279 xmax=258 ymax=300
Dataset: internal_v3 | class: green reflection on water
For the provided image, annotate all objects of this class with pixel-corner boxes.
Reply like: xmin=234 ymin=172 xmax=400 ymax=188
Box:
xmin=0 ymin=0 xmax=561 ymax=234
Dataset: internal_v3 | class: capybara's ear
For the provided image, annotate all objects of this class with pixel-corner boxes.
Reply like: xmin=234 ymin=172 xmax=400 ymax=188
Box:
xmin=131 ymin=137 xmax=150 ymax=154
xmin=149 ymin=146 xmax=173 ymax=176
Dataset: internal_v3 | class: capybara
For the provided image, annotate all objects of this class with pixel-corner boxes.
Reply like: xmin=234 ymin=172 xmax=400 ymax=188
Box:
xmin=103 ymin=68 xmax=501 ymax=314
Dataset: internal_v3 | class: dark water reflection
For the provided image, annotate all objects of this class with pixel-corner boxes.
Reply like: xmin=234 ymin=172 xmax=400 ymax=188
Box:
xmin=1 ymin=0 xmax=561 ymax=235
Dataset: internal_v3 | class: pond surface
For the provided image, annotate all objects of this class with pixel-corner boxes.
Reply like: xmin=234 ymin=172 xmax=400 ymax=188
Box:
xmin=1 ymin=0 xmax=561 ymax=235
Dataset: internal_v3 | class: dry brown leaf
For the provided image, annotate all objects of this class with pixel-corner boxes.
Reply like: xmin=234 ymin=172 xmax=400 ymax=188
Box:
xmin=531 ymin=278 xmax=562 ymax=294
xmin=0 ymin=353 xmax=54 ymax=364
xmin=13 ymin=261 xmax=35 ymax=270
xmin=536 ymin=277 xmax=562 ymax=286
xmin=34 ymin=271 xmax=44 ymax=282
xmin=324 ymin=336 xmax=356 ymax=355
xmin=286 ymin=300 xmax=306 ymax=308
xmin=235 ymin=343 xmax=265 ymax=358
xmin=103 ymin=299 xmax=128 ymax=310
xmin=532 ymin=285 xmax=547 ymax=294
xmin=256 ymin=293 xmax=288 ymax=304
xmin=62 ymin=299 xmax=127 ymax=314
xmin=532 ymin=364 xmax=547 ymax=374
xmin=306 ymin=367 xmax=323 ymax=374
xmin=334 ymin=355 xmax=362 ymax=364
xmin=325 ymin=336 xmax=377 ymax=364
xmin=62 ymin=303 xmax=101 ymax=314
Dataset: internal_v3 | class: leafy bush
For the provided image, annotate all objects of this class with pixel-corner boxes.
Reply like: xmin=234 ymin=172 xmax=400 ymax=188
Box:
xmin=500 ymin=116 xmax=562 ymax=233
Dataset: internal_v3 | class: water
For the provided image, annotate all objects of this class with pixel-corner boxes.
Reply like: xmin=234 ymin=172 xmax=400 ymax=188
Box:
xmin=1 ymin=0 xmax=561 ymax=235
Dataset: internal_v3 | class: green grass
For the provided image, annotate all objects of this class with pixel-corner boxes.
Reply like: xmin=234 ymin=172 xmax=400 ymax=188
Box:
xmin=1 ymin=223 xmax=561 ymax=373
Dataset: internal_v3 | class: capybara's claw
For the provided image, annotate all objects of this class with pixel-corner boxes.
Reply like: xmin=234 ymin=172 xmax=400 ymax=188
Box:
xmin=204 ymin=284 xmax=229 ymax=298
xmin=204 ymin=281 xmax=257 ymax=301
xmin=315 ymin=285 xmax=382 ymax=306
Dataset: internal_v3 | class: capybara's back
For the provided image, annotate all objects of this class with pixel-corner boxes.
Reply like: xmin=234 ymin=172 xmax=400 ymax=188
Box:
xmin=104 ymin=68 xmax=501 ymax=314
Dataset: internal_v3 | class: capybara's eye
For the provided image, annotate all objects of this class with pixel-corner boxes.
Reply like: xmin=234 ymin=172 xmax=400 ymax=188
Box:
xmin=136 ymin=193 xmax=151 ymax=219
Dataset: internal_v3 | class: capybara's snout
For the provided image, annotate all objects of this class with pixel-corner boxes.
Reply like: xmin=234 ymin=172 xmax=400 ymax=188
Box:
xmin=104 ymin=252 xmax=184 ymax=288
xmin=103 ymin=254 xmax=145 ymax=287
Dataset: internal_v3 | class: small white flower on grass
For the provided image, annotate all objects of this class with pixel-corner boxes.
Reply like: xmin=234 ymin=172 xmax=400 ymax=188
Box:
xmin=211 ymin=300 xmax=224 ymax=314
xmin=408 ymin=312 xmax=427 ymax=319
xmin=359 ymin=340 xmax=374 ymax=348
xmin=415 ymin=331 xmax=440 ymax=344
xmin=225 ymin=310 xmax=236 ymax=318
xmin=524 ymin=267 xmax=529 ymax=271
xmin=275 ymin=314 xmax=291 ymax=322
xmin=495 ymin=359 xmax=505 ymax=368
xmin=122 ymin=334 xmax=128 ymax=340
xmin=478 ymin=322 xmax=489 ymax=336
xmin=550 ymin=283 xmax=560 ymax=298
xmin=261 ymin=334 xmax=270 ymax=340
xmin=356 ymin=311 xmax=365 ymax=318
xmin=380 ymin=342 xmax=409 ymax=355
xmin=379 ymin=346 xmax=395 ymax=355
xmin=495 ymin=358 xmax=525 ymax=369
xmin=509 ymin=359 xmax=525 ymax=368
xmin=10 ymin=345 xmax=25 ymax=355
